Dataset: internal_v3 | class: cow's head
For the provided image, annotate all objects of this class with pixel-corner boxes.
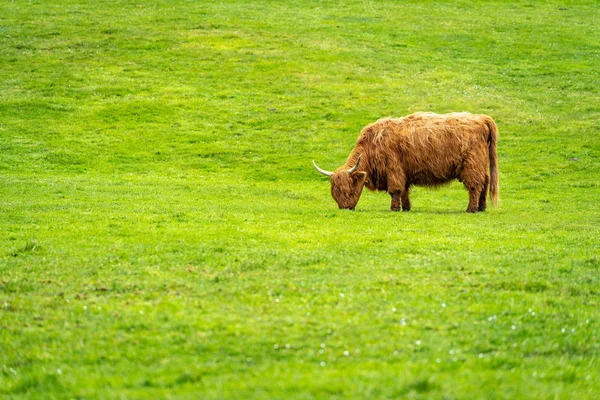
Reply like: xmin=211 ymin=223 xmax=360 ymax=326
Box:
xmin=313 ymin=155 xmax=367 ymax=210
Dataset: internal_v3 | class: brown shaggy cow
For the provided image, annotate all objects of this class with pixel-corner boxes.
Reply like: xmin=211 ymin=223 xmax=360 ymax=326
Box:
xmin=313 ymin=112 xmax=499 ymax=212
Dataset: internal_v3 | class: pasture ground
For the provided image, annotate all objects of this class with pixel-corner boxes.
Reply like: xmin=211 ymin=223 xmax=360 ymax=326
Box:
xmin=1 ymin=0 xmax=599 ymax=398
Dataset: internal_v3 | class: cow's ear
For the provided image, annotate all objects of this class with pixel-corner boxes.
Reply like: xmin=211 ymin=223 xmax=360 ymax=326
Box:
xmin=352 ymin=171 xmax=367 ymax=185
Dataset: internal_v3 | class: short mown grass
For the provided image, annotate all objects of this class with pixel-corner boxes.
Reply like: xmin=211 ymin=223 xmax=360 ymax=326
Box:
xmin=1 ymin=0 xmax=599 ymax=398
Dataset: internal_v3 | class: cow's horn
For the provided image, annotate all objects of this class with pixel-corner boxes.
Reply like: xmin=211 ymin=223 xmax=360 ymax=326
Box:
xmin=312 ymin=160 xmax=333 ymax=176
xmin=347 ymin=155 xmax=362 ymax=174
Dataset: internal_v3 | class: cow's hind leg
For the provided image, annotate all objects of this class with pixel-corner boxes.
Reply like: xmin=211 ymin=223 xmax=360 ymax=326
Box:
xmin=478 ymin=175 xmax=489 ymax=212
xmin=466 ymin=185 xmax=483 ymax=213
xmin=463 ymin=172 xmax=485 ymax=213
xmin=462 ymin=151 xmax=488 ymax=213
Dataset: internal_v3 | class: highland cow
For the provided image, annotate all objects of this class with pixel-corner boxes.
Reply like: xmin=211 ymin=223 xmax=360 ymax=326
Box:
xmin=313 ymin=112 xmax=499 ymax=212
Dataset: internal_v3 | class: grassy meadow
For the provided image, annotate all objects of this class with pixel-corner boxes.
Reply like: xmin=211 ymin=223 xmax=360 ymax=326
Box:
xmin=1 ymin=0 xmax=599 ymax=398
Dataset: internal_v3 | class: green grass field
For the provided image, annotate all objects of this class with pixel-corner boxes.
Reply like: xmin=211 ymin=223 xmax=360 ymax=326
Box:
xmin=1 ymin=0 xmax=599 ymax=398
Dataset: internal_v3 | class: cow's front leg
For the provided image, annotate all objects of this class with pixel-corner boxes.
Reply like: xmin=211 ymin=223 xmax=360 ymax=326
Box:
xmin=390 ymin=190 xmax=411 ymax=212
xmin=389 ymin=174 xmax=409 ymax=212
xmin=401 ymin=188 xmax=411 ymax=211
xmin=390 ymin=191 xmax=401 ymax=212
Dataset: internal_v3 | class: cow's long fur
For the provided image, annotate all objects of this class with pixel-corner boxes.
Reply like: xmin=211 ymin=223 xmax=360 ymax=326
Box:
xmin=324 ymin=112 xmax=499 ymax=212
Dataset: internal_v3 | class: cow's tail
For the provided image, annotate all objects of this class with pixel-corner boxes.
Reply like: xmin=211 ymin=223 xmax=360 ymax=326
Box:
xmin=486 ymin=117 xmax=499 ymax=206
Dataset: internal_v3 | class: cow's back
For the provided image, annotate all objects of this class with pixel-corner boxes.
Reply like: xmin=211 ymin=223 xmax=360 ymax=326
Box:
xmin=360 ymin=112 xmax=487 ymax=186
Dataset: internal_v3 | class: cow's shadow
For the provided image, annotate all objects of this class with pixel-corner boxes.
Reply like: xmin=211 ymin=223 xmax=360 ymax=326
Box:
xmin=411 ymin=209 xmax=472 ymax=215
xmin=364 ymin=208 xmax=468 ymax=215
